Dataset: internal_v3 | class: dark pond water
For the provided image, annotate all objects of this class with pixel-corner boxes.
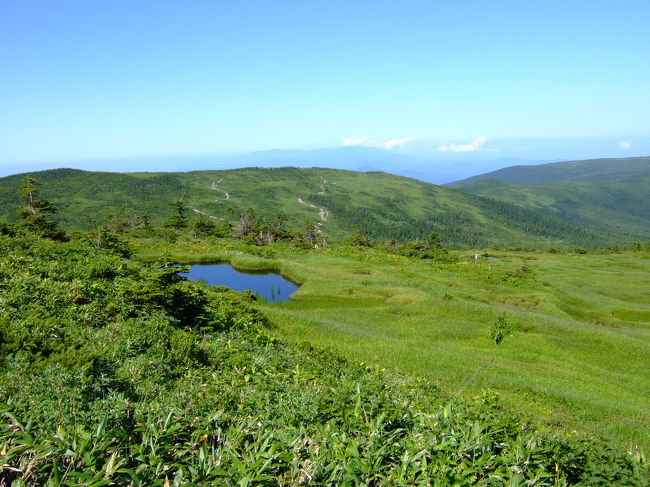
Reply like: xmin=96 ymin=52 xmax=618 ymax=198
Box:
xmin=184 ymin=263 xmax=299 ymax=303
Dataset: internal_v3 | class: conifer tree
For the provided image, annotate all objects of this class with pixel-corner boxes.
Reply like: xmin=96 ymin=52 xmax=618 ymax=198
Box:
xmin=17 ymin=176 xmax=65 ymax=240
xmin=164 ymin=195 xmax=189 ymax=229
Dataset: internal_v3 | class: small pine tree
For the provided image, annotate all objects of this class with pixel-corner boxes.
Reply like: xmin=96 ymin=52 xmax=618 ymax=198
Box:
xmin=17 ymin=176 xmax=65 ymax=240
xmin=423 ymin=231 xmax=443 ymax=250
xmin=295 ymin=220 xmax=327 ymax=249
xmin=234 ymin=207 xmax=260 ymax=239
xmin=270 ymin=212 xmax=292 ymax=241
xmin=164 ymin=196 xmax=189 ymax=230
xmin=86 ymin=227 xmax=132 ymax=258
xmin=190 ymin=215 xmax=219 ymax=236
xmin=344 ymin=227 xmax=373 ymax=247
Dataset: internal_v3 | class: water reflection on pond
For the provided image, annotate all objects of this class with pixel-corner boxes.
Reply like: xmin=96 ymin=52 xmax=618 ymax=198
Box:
xmin=184 ymin=263 xmax=299 ymax=303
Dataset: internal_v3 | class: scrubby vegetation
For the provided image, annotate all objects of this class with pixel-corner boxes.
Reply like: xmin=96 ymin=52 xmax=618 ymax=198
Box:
xmin=1 ymin=234 xmax=648 ymax=485
xmin=1 ymin=175 xmax=649 ymax=485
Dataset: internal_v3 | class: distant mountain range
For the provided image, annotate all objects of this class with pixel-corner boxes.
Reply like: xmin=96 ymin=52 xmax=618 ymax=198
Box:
xmin=0 ymin=146 xmax=554 ymax=184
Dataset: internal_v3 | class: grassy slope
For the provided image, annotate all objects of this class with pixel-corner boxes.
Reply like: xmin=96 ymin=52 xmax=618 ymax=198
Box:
xmin=455 ymin=174 xmax=650 ymax=239
xmin=449 ymin=156 xmax=650 ymax=185
xmin=134 ymin=238 xmax=650 ymax=451
xmin=4 ymin=235 xmax=647 ymax=484
xmin=0 ymin=167 xmax=621 ymax=247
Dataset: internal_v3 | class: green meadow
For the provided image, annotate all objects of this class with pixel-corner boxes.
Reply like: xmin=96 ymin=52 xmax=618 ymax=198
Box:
xmin=135 ymin=238 xmax=650 ymax=452
xmin=3 ymin=168 xmax=649 ymax=484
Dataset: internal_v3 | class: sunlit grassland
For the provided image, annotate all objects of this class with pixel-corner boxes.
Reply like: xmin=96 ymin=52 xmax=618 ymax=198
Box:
xmin=133 ymin=238 xmax=650 ymax=451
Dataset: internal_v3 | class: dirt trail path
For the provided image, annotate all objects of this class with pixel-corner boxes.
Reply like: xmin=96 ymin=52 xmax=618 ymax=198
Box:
xmin=297 ymin=177 xmax=330 ymax=229
xmin=211 ymin=179 xmax=229 ymax=200
xmin=317 ymin=178 xmax=328 ymax=195
xmin=189 ymin=179 xmax=231 ymax=220
xmin=297 ymin=198 xmax=328 ymax=222
xmin=192 ymin=177 xmax=330 ymax=227
xmin=191 ymin=208 xmax=225 ymax=221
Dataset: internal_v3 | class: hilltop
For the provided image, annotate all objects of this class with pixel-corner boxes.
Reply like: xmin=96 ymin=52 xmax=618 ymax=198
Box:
xmin=0 ymin=167 xmax=627 ymax=248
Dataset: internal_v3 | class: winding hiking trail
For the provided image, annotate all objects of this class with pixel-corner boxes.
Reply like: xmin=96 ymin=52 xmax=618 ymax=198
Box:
xmin=297 ymin=198 xmax=328 ymax=222
xmin=190 ymin=177 xmax=330 ymax=229
xmin=189 ymin=179 xmax=231 ymax=221
xmin=317 ymin=178 xmax=327 ymax=195
xmin=211 ymin=179 xmax=229 ymax=200
xmin=297 ymin=178 xmax=330 ymax=230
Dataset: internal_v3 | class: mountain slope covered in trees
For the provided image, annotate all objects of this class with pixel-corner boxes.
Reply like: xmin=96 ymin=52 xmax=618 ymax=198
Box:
xmin=0 ymin=167 xmax=634 ymax=248
xmin=452 ymin=158 xmax=650 ymax=239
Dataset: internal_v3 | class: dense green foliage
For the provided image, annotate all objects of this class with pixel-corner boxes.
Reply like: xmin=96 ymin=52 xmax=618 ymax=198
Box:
xmin=0 ymin=169 xmax=184 ymax=230
xmin=455 ymin=175 xmax=650 ymax=240
xmin=451 ymin=156 xmax=650 ymax=239
xmin=1 ymin=235 xmax=648 ymax=485
xmin=0 ymin=166 xmax=628 ymax=248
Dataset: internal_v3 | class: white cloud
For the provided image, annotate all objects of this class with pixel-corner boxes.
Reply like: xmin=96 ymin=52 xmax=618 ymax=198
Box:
xmin=342 ymin=136 xmax=369 ymax=147
xmin=377 ymin=137 xmax=416 ymax=150
xmin=341 ymin=136 xmax=415 ymax=150
xmin=439 ymin=135 xmax=489 ymax=152
xmin=619 ymin=140 xmax=631 ymax=149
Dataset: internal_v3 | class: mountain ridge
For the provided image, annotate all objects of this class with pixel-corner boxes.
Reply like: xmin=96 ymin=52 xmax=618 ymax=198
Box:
xmin=448 ymin=156 xmax=650 ymax=186
xmin=0 ymin=166 xmax=626 ymax=248
xmin=1 ymin=146 xmax=554 ymax=184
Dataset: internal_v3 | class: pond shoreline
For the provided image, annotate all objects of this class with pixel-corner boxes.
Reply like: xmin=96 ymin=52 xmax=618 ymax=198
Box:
xmin=181 ymin=262 xmax=301 ymax=303
xmin=140 ymin=258 xmax=303 ymax=286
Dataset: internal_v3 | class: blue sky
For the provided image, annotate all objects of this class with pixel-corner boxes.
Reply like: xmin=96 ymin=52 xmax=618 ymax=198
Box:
xmin=1 ymin=0 xmax=649 ymax=167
